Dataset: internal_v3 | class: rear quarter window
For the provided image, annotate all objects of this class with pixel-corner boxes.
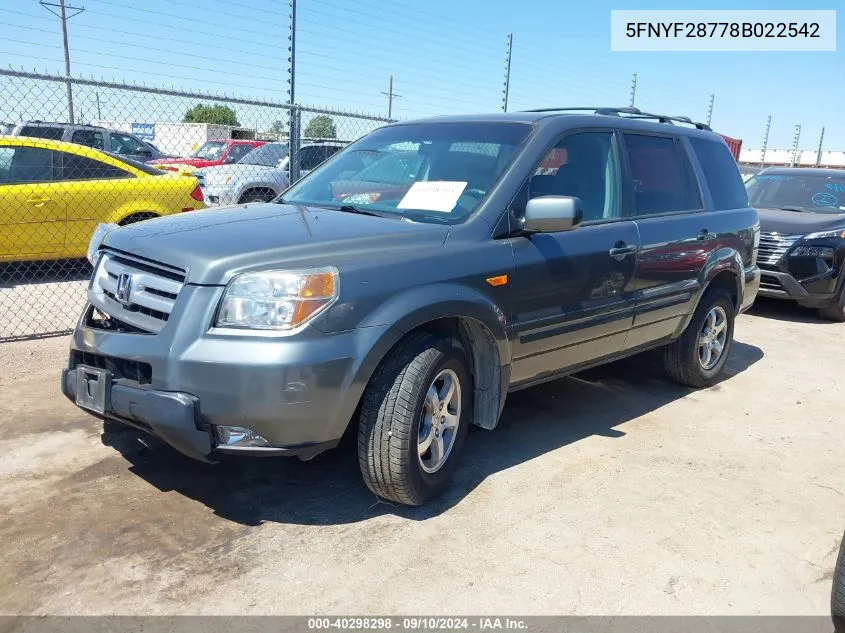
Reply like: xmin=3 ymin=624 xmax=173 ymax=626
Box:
xmin=689 ymin=137 xmax=749 ymax=211
xmin=19 ymin=126 xmax=65 ymax=141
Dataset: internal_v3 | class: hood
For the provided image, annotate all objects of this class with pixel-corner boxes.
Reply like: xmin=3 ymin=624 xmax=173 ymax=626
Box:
xmin=150 ymin=157 xmax=212 ymax=168
xmin=755 ymin=207 xmax=845 ymax=235
xmin=102 ymin=203 xmax=449 ymax=285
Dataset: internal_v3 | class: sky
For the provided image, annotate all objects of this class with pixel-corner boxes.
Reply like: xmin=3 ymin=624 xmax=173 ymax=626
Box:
xmin=0 ymin=0 xmax=842 ymax=149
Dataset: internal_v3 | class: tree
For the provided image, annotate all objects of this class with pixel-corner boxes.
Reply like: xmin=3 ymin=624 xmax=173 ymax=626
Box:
xmin=268 ymin=120 xmax=287 ymax=136
xmin=304 ymin=115 xmax=336 ymax=139
xmin=183 ymin=104 xmax=239 ymax=126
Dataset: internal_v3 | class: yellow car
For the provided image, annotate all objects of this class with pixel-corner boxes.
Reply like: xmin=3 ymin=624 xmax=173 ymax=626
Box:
xmin=0 ymin=136 xmax=206 ymax=261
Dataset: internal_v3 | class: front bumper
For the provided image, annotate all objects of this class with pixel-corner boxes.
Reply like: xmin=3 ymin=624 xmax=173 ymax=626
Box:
xmin=64 ymin=286 xmax=401 ymax=462
xmin=739 ymin=264 xmax=761 ymax=314
xmin=202 ymin=186 xmax=238 ymax=207
xmin=758 ymin=267 xmax=840 ymax=308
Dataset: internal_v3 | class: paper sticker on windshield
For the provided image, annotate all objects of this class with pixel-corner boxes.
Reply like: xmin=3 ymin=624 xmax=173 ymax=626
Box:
xmin=397 ymin=181 xmax=467 ymax=212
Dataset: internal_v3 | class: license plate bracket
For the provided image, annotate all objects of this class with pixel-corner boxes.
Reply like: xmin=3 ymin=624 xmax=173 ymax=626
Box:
xmin=75 ymin=366 xmax=112 ymax=415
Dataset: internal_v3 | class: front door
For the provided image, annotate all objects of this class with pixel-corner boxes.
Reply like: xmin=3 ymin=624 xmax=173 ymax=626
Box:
xmin=0 ymin=145 xmax=66 ymax=260
xmin=509 ymin=130 xmax=640 ymax=386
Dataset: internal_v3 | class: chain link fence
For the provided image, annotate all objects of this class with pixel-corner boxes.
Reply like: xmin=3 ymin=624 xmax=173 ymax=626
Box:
xmin=0 ymin=69 xmax=391 ymax=340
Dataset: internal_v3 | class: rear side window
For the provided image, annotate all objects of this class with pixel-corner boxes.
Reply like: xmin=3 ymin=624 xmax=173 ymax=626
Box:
xmin=623 ymin=134 xmax=701 ymax=216
xmin=689 ymin=137 xmax=748 ymax=210
xmin=0 ymin=146 xmax=54 ymax=183
xmin=71 ymin=129 xmax=105 ymax=150
xmin=19 ymin=126 xmax=64 ymax=141
xmin=60 ymin=153 xmax=132 ymax=180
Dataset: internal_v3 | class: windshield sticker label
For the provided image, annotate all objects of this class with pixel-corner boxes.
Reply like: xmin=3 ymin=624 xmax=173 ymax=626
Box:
xmin=825 ymin=182 xmax=845 ymax=193
xmin=812 ymin=192 xmax=839 ymax=206
xmin=398 ymin=181 xmax=467 ymax=212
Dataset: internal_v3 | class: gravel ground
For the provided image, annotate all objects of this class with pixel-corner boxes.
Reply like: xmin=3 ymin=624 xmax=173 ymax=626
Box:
xmin=0 ymin=298 xmax=842 ymax=616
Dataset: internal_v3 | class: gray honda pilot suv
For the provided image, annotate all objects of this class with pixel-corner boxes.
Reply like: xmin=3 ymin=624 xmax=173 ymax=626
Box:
xmin=62 ymin=106 xmax=761 ymax=505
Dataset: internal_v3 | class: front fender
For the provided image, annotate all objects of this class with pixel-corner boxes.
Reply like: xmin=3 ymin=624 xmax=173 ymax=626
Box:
xmin=352 ymin=283 xmax=511 ymax=366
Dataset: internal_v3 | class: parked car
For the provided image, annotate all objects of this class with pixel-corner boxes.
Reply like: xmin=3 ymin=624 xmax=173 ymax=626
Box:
xmin=196 ymin=141 xmax=349 ymax=206
xmin=835 ymin=531 xmax=845 ymax=632
xmin=149 ymin=139 xmax=265 ymax=172
xmin=9 ymin=121 xmax=170 ymax=163
xmin=746 ymin=167 xmax=845 ymax=320
xmin=64 ymin=106 xmax=760 ymax=505
xmin=0 ymin=136 xmax=204 ymax=261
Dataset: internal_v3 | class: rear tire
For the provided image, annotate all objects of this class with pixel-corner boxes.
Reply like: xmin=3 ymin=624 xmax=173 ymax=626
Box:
xmin=663 ymin=288 xmax=735 ymax=388
xmin=357 ymin=332 xmax=471 ymax=506
xmin=819 ymin=298 xmax=845 ymax=322
xmin=833 ymin=532 xmax=845 ymax=632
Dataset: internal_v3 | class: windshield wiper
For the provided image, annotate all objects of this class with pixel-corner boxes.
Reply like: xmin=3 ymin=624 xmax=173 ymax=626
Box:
xmin=773 ymin=206 xmax=808 ymax=213
xmin=332 ymin=204 xmax=394 ymax=218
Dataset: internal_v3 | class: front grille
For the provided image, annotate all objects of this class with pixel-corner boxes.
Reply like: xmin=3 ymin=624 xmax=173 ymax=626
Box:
xmin=90 ymin=250 xmax=186 ymax=334
xmin=757 ymin=232 xmax=803 ymax=267
xmin=71 ymin=350 xmax=152 ymax=385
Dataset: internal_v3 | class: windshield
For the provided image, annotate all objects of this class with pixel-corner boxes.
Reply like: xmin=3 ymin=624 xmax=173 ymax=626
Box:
xmin=192 ymin=141 xmax=228 ymax=160
xmin=746 ymin=172 xmax=845 ymax=214
xmin=239 ymin=142 xmax=289 ymax=166
xmin=281 ymin=122 xmax=531 ymax=223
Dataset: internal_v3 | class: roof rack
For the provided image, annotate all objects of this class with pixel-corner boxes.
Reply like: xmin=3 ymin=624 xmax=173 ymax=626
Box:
xmin=23 ymin=120 xmax=107 ymax=130
xmin=520 ymin=106 xmax=711 ymax=131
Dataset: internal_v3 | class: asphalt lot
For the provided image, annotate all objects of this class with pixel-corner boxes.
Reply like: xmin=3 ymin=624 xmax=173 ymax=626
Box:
xmin=0 ymin=298 xmax=843 ymax=615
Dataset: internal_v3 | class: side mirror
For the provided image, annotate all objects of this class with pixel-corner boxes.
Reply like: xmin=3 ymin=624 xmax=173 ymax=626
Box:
xmin=523 ymin=195 xmax=583 ymax=233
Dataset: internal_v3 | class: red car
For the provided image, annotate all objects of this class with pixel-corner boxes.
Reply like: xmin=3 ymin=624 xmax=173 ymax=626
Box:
xmin=149 ymin=139 xmax=265 ymax=171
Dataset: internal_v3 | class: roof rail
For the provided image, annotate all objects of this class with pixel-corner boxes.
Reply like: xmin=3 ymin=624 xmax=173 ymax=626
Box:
xmin=520 ymin=106 xmax=711 ymax=131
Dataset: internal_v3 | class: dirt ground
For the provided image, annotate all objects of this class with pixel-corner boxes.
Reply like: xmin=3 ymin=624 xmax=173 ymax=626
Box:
xmin=0 ymin=298 xmax=843 ymax=616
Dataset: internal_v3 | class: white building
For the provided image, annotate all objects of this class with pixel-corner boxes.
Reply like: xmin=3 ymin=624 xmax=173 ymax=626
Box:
xmin=94 ymin=120 xmax=259 ymax=157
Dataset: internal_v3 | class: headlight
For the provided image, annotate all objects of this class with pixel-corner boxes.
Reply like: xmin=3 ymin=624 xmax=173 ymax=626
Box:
xmin=215 ymin=267 xmax=339 ymax=330
xmin=804 ymin=228 xmax=845 ymax=240
xmin=87 ymin=222 xmax=119 ymax=265
xmin=790 ymin=245 xmax=835 ymax=258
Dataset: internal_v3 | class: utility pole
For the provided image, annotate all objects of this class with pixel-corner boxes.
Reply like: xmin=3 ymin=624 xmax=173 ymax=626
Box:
xmin=40 ymin=0 xmax=84 ymax=124
xmin=706 ymin=93 xmax=715 ymax=127
xmin=789 ymin=124 xmax=802 ymax=168
xmin=95 ymin=91 xmax=101 ymax=120
xmin=380 ymin=75 xmax=402 ymax=119
xmin=287 ymin=0 xmax=299 ymax=182
xmin=760 ymin=115 xmax=771 ymax=168
xmin=816 ymin=126 xmax=825 ymax=166
xmin=629 ymin=72 xmax=638 ymax=108
xmin=502 ymin=33 xmax=513 ymax=112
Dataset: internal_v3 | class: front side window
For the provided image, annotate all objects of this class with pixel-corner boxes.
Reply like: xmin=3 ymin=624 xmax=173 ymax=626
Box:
xmin=110 ymin=133 xmax=145 ymax=155
xmin=239 ymin=143 xmax=289 ymax=166
xmin=281 ymin=122 xmax=531 ymax=224
xmin=623 ymin=133 xmax=701 ymax=216
xmin=71 ymin=129 xmax=105 ymax=150
xmin=529 ymin=131 xmax=621 ymax=222
xmin=746 ymin=173 xmax=845 ymax=214
xmin=0 ymin=146 xmax=53 ymax=183
xmin=192 ymin=141 xmax=228 ymax=160
xmin=224 ymin=143 xmax=255 ymax=164
xmin=60 ymin=153 xmax=132 ymax=180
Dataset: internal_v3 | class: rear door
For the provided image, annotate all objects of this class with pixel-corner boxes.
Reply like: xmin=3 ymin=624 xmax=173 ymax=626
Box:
xmin=509 ymin=129 xmax=641 ymax=385
xmin=0 ymin=145 xmax=66 ymax=259
xmin=70 ymin=129 xmax=106 ymax=151
xmin=621 ymin=132 xmax=709 ymax=350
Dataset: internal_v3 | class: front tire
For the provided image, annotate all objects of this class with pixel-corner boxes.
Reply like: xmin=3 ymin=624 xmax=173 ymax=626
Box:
xmin=663 ymin=288 xmax=735 ymax=388
xmin=819 ymin=298 xmax=845 ymax=322
xmin=833 ymin=531 xmax=845 ymax=632
xmin=358 ymin=332 xmax=472 ymax=506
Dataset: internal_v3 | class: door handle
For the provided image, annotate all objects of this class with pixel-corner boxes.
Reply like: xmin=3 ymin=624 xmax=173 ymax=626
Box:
xmin=609 ymin=241 xmax=638 ymax=260
xmin=698 ymin=229 xmax=715 ymax=241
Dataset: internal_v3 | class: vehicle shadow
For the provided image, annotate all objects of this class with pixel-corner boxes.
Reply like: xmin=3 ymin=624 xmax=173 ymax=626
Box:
xmin=102 ymin=341 xmax=764 ymax=527
xmin=0 ymin=259 xmax=91 ymax=287
xmin=747 ymin=297 xmax=833 ymax=325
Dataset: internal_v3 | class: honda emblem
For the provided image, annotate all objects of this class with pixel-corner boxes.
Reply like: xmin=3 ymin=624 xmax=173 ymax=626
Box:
xmin=115 ymin=273 xmax=133 ymax=305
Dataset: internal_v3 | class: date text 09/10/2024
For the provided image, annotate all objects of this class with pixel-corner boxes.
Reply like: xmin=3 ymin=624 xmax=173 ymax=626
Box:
xmin=307 ymin=617 xmax=529 ymax=630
